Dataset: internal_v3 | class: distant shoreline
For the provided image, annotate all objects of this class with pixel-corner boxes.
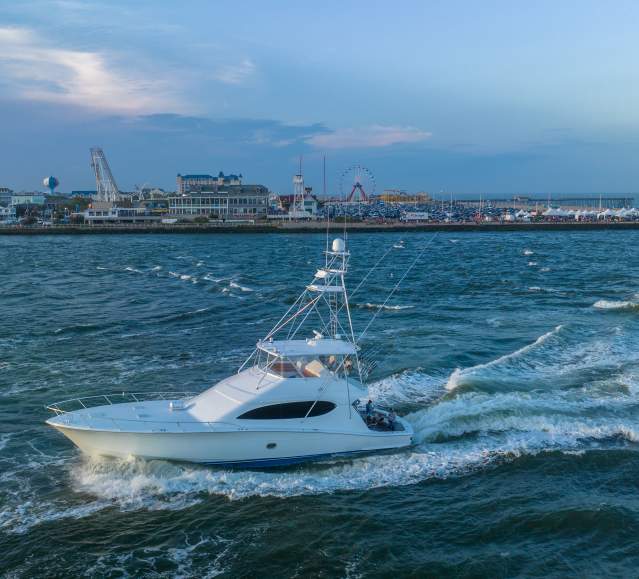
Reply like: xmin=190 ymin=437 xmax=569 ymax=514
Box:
xmin=3 ymin=221 xmax=639 ymax=235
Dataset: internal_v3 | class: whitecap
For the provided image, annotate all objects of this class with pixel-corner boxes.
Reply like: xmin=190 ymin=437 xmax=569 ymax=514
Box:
xmin=527 ymin=286 xmax=561 ymax=293
xmin=229 ymin=281 xmax=254 ymax=292
xmin=125 ymin=266 xmax=143 ymax=274
xmin=203 ymin=274 xmax=226 ymax=283
xmin=356 ymin=303 xmax=414 ymax=311
xmin=527 ymin=261 xmax=538 ymax=266
xmin=593 ymin=299 xmax=639 ymax=311
xmin=523 ymin=249 xmax=534 ymax=256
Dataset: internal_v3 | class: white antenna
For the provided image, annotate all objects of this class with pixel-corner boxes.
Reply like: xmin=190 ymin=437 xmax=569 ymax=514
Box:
xmin=324 ymin=155 xmax=330 ymax=266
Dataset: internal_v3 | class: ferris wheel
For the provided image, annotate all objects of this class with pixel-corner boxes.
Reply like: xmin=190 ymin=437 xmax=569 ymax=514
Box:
xmin=339 ymin=164 xmax=376 ymax=202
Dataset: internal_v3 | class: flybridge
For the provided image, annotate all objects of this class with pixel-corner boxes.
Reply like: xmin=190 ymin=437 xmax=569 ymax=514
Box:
xmin=257 ymin=339 xmax=357 ymax=357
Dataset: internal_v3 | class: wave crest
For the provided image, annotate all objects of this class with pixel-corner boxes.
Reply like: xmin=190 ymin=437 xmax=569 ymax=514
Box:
xmin=593 ymin=300 xmax=639 ymax=311
xmin=446 ymin=325 xmax=563 ymax=391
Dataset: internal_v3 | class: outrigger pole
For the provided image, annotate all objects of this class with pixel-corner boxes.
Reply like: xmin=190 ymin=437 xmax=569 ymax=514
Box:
xmin=357 ymin=233 xmax=440 ymax=344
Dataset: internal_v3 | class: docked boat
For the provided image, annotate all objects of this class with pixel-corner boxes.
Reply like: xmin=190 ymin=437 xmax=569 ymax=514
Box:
xmin=46 ymin=238 xmax=413 ymax=467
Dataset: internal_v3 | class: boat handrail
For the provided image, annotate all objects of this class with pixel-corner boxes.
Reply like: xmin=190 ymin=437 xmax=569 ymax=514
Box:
xmin=51 ymin=413 xmax=241 ymax=430
xmin=45 ymin=391 xmax=197 ymax=415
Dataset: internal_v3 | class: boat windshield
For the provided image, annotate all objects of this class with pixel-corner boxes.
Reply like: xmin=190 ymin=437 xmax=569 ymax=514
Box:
xmin=256 ymin=350 xmax=354 ymax=378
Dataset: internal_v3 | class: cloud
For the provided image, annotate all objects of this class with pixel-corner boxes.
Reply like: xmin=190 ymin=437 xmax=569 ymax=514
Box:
xmin=0 ymin=26 xmax=181 ymax=114
xmin=306 ymin=125 xmax=432 ymax=149
xmin=212 ymin=59 xmax=256 ymax=85
xmin=132 ymin=114 xmax=327 ymax=146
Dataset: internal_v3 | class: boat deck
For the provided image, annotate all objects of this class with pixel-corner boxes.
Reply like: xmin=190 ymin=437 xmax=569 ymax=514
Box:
xmin=356 ymin=407 xmax=406 ymax=432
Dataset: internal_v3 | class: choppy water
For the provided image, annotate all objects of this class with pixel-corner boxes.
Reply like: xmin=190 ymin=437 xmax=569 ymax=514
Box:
xmin=2 ymin=231 xmax=639 ymax=577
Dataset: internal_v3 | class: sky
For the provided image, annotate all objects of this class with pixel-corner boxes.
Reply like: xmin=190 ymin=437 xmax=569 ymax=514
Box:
xmin=1 ymin=0 xmax=638 ymax=196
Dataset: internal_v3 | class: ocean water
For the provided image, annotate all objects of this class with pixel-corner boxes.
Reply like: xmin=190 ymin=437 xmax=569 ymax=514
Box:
xmin=2 ymin=231 xmax=639 ymax=577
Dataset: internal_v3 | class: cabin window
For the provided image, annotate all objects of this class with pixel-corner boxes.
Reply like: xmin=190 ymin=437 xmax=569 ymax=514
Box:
xmin=237 ymin=401 xmax=336 ymax=420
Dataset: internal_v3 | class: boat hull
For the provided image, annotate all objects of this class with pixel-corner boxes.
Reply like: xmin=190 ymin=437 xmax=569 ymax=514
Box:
xmin=48 ymin=422 xmax=412 ymax=467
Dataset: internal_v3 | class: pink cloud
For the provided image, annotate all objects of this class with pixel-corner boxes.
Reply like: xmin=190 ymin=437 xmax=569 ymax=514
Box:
xmin=307 ymin=125 xmax=432 ymax=149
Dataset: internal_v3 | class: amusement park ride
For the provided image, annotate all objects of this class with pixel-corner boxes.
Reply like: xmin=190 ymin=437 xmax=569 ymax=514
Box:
xmin=340 ymin=165 xmax=376 ymax=203
xmin=90 ymin=147 xmax=120 ymax=203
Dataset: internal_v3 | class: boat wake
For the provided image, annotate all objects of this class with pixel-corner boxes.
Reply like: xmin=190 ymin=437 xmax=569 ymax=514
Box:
xmin=50 ymin=323 xmax=639 ymax=507
xmin=7 ymin=322 xmax=639 ymax=529
xmin=446 ymin=325 xmax=563 ymax=392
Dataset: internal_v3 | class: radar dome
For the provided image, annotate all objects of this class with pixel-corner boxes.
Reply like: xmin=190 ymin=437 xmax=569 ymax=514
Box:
xmin=332 ymin=238 xmax=346 ymax=253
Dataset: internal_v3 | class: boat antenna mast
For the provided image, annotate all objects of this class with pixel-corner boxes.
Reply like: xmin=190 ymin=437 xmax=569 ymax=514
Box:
xmin=256 ymin=235 xmax=356 ymax=352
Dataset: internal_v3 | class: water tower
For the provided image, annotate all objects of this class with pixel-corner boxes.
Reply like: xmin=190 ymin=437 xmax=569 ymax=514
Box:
xmin=43 ymin=176 xmax=59 ymax=195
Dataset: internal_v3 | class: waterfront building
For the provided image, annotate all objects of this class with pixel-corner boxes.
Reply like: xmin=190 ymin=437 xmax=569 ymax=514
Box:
xmin=82 ymin=201 xmax=162 ymax=225
xmin=176 ymin=172 xmax=242 ymax=194
xmin=0 ymin=205 xmax=17 ymax=224
xmin=10 ymin=193 xmax=45 ymax=206
xmin=0 ymin=187 xmax=13 ymax=206
xmin=168 ymin=184 xmax=269 ymax=219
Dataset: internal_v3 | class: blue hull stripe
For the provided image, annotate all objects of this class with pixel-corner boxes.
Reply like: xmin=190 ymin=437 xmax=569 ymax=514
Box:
xmin=200 ymin=448 xmax=380 ymax=468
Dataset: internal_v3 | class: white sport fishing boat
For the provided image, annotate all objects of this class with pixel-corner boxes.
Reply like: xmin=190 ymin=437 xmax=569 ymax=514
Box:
xmin=46 ymin=238 xmax=413 ymax=467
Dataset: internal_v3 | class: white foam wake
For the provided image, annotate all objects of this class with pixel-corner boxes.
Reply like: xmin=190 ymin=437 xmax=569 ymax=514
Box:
xmin=66 ymin=392 xmax=639 ymax=505
xmin=7 ymin=362 xmax=639 ymax=526
xmin=446 ymin=325 xmax=563 ymax=391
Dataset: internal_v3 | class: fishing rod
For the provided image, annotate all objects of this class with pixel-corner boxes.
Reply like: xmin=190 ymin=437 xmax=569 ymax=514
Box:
xmin=357 ymin=232 xmax=440 ymax=344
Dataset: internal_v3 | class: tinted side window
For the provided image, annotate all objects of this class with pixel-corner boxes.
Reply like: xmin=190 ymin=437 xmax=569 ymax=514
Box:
xmin=237 ymin=401 xmax=336 ymax=420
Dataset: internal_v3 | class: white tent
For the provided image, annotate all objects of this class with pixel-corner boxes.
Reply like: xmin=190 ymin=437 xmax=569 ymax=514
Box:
xmin=544 ymin=207 xmax=571 ymax=217
xmin=598 ymin=209 xmax=614 ymax=219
